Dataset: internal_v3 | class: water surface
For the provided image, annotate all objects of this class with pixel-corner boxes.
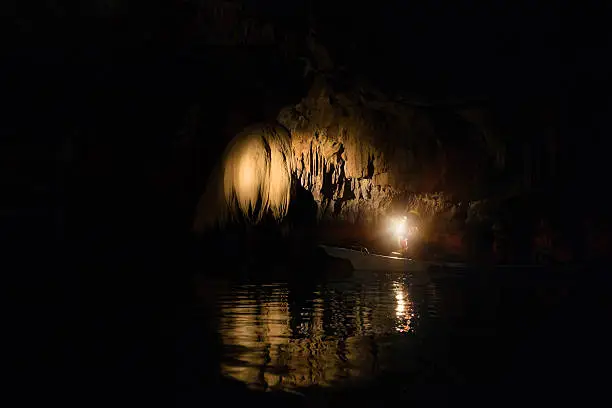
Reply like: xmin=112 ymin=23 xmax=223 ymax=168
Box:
xmin=197 ymin=266 xmax=611 ymax=404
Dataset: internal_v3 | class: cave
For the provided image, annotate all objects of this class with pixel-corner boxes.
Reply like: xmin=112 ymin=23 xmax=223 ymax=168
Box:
xmin=10 ymin=1 xmax=608 ymax=266
xmin=9 ymin=1 xmax=612 ymax=407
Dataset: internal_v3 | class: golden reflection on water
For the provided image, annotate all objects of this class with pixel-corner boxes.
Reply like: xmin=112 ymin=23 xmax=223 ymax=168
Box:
xmin=394 ymin=281 xmax=414 ymax=333
xmin=217 ymin=278 xmax=418 ymax=390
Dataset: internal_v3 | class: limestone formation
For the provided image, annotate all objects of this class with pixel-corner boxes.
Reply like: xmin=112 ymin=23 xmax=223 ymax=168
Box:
xmin=194 ymin=124 xmax=293 ymax=231
xmin=278 ymin=77 xmax=456 ymax=224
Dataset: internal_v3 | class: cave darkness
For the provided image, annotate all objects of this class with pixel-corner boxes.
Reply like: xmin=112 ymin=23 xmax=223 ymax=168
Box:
xmin=6 ymin=1 xmax=612 ymax=406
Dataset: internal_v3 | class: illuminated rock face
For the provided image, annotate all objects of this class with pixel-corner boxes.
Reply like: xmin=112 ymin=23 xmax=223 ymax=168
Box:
xmin=278 ymin=78 xmax=455 ymax=224
xmin=194 ymin=83 xmax=468 ymax=231
xmin=194 ymin=124 xmax=294 ymax=230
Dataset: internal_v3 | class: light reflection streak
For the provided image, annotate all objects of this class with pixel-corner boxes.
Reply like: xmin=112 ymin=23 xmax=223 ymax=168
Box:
xmin=393 ymin=281 xmax=413 ymax=333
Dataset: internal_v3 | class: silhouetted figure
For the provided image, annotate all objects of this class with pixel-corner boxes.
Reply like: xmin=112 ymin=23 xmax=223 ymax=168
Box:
xmin=286 ymin=182 xmax=318 ymax=258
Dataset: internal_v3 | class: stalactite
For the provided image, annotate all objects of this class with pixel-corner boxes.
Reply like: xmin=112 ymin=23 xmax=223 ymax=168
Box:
xmin=193 ymin=124 xmax=293 ymax=231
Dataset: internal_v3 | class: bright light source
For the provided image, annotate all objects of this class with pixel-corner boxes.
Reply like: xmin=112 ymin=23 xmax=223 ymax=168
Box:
xmin=394 ymin=221 xmax=406 ymax=236
xmin=389 ymin=216 xmax=410 ymax=238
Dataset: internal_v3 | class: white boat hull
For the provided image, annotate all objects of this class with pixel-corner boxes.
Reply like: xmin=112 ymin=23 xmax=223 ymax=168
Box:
xmin=319 ymin=245 xmax=428 ymax=273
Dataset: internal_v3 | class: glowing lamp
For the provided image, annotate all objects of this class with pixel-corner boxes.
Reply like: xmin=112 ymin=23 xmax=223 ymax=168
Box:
xmin=394 ymin=221 xmax=406 ymax=236
xmin=389 ymin=216 xmax=409 ymax=238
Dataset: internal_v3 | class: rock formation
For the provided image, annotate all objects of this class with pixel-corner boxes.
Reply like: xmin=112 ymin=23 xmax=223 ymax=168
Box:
xmin=194 ymin=124 xmax=293 ymax=230
xmin=276 ymin=76 xmax=498 ymax=225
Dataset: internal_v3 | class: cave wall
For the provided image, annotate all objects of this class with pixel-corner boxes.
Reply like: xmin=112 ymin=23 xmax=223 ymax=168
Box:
xmin=277 ymin=76 xmax=504 ymax=226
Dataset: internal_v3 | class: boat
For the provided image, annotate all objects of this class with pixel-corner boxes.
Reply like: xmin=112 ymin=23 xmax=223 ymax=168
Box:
xmin=318 ymin=245 xmax=428 ymax=272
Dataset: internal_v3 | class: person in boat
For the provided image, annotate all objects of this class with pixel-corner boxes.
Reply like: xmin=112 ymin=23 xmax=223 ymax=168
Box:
xmin=398 ymin=210 xmax=421 ymax=255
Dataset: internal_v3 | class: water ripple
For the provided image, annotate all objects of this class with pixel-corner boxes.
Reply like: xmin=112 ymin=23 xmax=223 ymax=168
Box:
xmin=206 ymin=270 xmax=434 ymax=391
